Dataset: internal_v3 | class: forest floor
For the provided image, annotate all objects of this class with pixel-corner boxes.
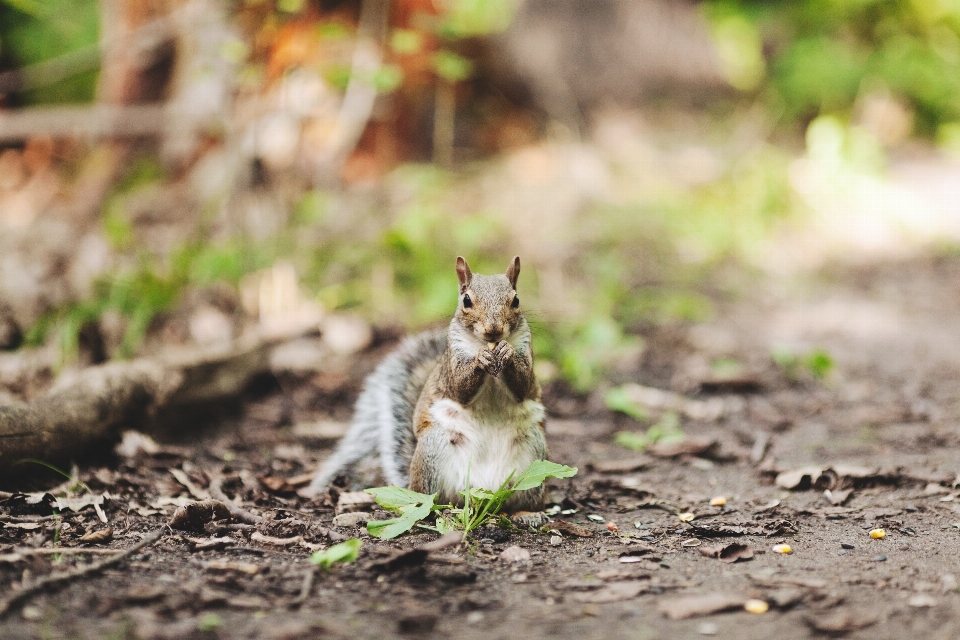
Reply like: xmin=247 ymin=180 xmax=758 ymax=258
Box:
xmin=4 ymin=252 xmax=960 ymax=640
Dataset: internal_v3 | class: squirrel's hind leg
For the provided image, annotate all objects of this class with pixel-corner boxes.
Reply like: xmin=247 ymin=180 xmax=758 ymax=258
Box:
xmin=300 ymin=395 xmax=381 ymax=497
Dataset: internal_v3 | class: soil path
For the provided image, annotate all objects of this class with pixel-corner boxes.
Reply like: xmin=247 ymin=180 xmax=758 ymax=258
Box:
xmin=3 ymin=255 xmax=960 ymax=640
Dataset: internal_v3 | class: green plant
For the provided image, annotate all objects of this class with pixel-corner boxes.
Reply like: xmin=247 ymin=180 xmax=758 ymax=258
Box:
xmin=613 ymin=411 xmax=685 ymax=452
xmin=772 ymin=347 xmax=835 ymax=381
xmin=13 ymin=459 xmax=91 ymax=494
xmin=309 ymin=538 xmax=362 ymax=570
xmin=364 ymin=460 xmax=577 ymax=540
xmin=196 ymin=613 xmax=223 ymax=632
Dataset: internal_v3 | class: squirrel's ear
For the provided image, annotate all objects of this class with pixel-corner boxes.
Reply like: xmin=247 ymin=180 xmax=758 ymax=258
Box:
xmin=456 ymin=256 xmax=472 ymax=293
xmin=505 ymin=255 xmax=520 ymax=289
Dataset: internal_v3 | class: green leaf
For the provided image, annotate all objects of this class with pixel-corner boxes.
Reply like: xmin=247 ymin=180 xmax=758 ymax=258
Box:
xmin=510 ymin=460 xmax=578 ymax=492
xmin=365 ymin=486 xmax=436 ymax=513
xmin=460 ymin=486 xmax=497 ymax=501
xmin=432 ymin=50 xmax=473 ymax=83
xmin=309 ymin=538 xmax=361 ymax=570
xmin=613 ymin=430 xmax=650 ymax=451
xmin=366 ymin=497 xmax=436 ymax=540
xmin=604 ymin=386 xmax=648 ymax=421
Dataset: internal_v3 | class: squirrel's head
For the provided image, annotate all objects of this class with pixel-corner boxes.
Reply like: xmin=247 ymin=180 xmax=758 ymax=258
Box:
xmin=454 ymin=256 xmax=522 ymax=343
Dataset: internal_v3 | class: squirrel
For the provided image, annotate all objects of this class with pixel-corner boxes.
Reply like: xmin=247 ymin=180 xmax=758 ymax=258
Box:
xmin=304 ymin=256 xmax=547 ymax=512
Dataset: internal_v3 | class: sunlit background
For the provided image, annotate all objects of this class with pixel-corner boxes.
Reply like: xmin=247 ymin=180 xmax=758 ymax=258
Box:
xmin=1 ymin=0 xmax=959 ymax=392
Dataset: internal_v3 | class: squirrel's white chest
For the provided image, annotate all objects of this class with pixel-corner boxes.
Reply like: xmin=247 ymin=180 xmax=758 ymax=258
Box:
xmin=425 ymin=377 xmax=545 ymax=502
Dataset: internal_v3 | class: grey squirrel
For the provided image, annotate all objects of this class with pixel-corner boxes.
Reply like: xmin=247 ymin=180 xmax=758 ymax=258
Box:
xmin=303 ymin=256 xmax=547 ymax=511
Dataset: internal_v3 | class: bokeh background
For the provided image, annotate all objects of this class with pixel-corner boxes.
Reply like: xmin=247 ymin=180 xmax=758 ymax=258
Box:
xmin=1 ymin=0 xmax=959 ymax=393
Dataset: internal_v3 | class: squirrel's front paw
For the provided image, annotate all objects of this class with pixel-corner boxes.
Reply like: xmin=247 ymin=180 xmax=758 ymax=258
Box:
xmin=493 ymin=340 xmax=514 ymax=367
xmin=477 ymin=349 xmax=502 ymax=376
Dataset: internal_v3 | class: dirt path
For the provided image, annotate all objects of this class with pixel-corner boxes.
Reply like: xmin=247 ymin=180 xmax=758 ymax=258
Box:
xmin=3 ymin=255 xmax=960 ymax=640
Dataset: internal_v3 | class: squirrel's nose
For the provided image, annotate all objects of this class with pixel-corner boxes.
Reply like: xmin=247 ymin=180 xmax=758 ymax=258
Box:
xmin=483 ymin=326 xmax=503 ymax=342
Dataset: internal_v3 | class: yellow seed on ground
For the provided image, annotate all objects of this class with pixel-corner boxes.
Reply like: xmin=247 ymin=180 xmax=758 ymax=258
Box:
xmin=710 ymin=496 xmax=727 ymax=507
xmin=744 ymin=599 xmax=769 ymax=614
xmin=772 ymin=544 xmax=792 ymax=554
xmin=870 ymin=528 xmax=886 ymax=539
xmin=678 ymin=512 xmax=695 ymax=522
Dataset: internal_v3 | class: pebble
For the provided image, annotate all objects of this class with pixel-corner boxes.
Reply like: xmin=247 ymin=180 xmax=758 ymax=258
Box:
xmin=550 ymin=535 xmax=562 ymax=546
xmin=500 ymin=545 xmax=531 ymax=563
xmin=332 ymin=512 xmax=370 ymax=528
xmin=838 ymin=550 xmax=846 ymax=556
xmin=872 ymin=555 xmax=887 ymax=562
xmin=840 ymin=542 xmax=855 ymax=549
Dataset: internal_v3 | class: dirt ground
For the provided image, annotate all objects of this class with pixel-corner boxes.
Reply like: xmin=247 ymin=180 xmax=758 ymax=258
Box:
xmin=4 ymin=253 xmax=960 ymax=640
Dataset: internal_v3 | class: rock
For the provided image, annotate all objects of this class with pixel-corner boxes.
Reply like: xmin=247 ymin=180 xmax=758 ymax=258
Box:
xmin=321 ymin=314 xmax=372 ymax=355
xmin=499 ymin=545 xmax=531 ymax=563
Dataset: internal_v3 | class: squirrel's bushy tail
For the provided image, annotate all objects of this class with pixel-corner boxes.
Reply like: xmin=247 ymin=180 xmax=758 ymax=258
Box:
xmin=304 ymin=330 xmax=447 ymax=496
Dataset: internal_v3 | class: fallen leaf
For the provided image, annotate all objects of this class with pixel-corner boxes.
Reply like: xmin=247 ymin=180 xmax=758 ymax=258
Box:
xmin=647 ymin=437 xmax=719 ymax=459
xmin=336 ymin=491 xmax=376 ymax=514
xmin=333 ymin=512 xmax=371 ymax=528
xmin=550 ymin=520 xmax=593 ymax=538
xmin=589 ymin=456 xmax=653 ymax=473
xmin=574 ymin=581 xmax=648 ymax=603
xmin=824 ymin=489 xmax=852 ymax=505
xmin=699 ymin=543 xmax=753 ymax=563
xmin=804 ymin=608 xmax=877 ymax=634
xmin=79 ymin=527 xmax=113 ymax=544
xmin=775 ymin=467 xmax=823 ymax=491
xmin=187 ymin=537 xmax=234 ymax=551
xmin=259 ymin=476 xmax=296 ymax=494
xmin=169 ymin=468 xmax=210 ymax=500
xmin=203 ymin=560 xmax=261 ymax=575
xmin=169 ymin=500 xmax=232 ymax=532
xmin=658 ymin=593 xmax=746 ymax=620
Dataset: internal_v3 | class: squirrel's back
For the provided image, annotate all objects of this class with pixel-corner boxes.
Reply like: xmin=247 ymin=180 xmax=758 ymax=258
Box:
xmin=304 ymin=329 xmax=447 ymax=494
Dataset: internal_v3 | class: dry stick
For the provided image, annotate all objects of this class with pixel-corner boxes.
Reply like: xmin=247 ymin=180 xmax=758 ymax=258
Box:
xmin=14 ymin=547 xmax=123 ymax=557
xmin=291 ymin=565 xmax=318 ymax=608
xmin=208 ymin=477 xmax=262 ymax=525
xmin=313 ymin=0 xmax=389 ymax=185
xmin=0 ymin=529 xmax=163 ymax=618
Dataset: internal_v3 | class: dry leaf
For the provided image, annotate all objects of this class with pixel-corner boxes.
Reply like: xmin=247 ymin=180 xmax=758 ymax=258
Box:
xmin=79 ymin=527 xmax=114 ymax=544
xmin=499 ymin=546 xmax=530 ymax=563
xmin=658 ymin=593 xmax=746 ymax=620
xmin=699 ymin=542 xmax=754 ymax=563
xmin=550 ymin=520 xmax=593 ymax=538
xmin=574 ymin=581 xmax=647 ymax=603
xmin=336 ymin=491 xmax=376 ymax=514
xmin=203 ymin=560 xmax=261 ymax=575
xmin=589 ymin=456 xmax=653 ymax=473
xmin=804 ymin=608 xmax=877 ymax=634
xmin=169 ymin=499 xmax=232 ymax=532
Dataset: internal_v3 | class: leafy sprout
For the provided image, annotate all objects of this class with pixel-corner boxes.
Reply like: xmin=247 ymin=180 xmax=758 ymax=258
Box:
xmin=613 ymin=411 xmax=685 ymax=452
xmin=364 ymin=460 xmax=577 ymax=540
xmin=309 ymin=538 xmax=362 ymax=570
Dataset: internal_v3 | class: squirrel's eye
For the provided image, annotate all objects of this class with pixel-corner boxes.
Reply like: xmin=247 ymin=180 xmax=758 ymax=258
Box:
xmin=463 ymin=294 xmax=473 ymax=308
xmin=511 ymin=295 xmax=519 ymax=309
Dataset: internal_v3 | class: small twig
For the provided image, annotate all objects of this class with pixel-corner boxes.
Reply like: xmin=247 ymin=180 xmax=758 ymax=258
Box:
xmin=208 ymin=477 xmax=262 ymax=525
xmin=0 ymin=529 xmax=163 ymax=618
xmin=0 ymin=513 xmax=78 ymax=523
xmin=14 ymin=547 xmax=123 ymax=557
xmin=291 ymin=565 xmax=318 ymax=609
